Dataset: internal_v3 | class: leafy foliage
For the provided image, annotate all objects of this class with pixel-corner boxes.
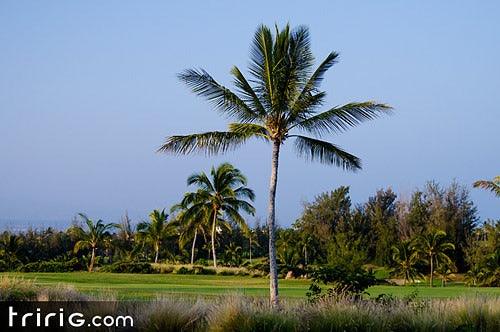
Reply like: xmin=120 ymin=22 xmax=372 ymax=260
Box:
xmin=307 ymin=265 xmax=376 ymax=302
xmin=100 ymin=261 xmax=155 ymax=274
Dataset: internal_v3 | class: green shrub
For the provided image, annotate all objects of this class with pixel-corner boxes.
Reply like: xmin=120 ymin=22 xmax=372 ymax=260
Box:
xmin=198 ymin=267 xmax=217 ymax=275
xmin=0 ymin=260 xmax=9 ymax=272
xmin=100 ymin=261 xmax=154 ymax=274
xmin=17 ymin=258 xmax=81 ymax=272
xmin=307 ymin=265 xmax=376 ymax=302
xmin=194 ymin=258 xmax=209 ymax=266
xmin=175 ymin=266 xmax=192 ymax=275
xmin=152 ymin=264 xmax=175 ymax=274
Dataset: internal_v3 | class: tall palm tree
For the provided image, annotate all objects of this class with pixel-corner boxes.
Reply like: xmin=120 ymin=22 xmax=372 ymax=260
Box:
xmin=180 ymin=163 xmax=255 ymax=268
xmin=415 ymin=230 xmax=455 ymax=287
xmin=159 ymin=24 xmax=391 ymax=305
xmin=391 ymin=240 xmax=420 ymax=285
xmin=137 ymin=209 xmax=175 ymax=263
xmin=473 ymin=176 xmax=500 ymax=197
xmin=71 ymin=214 xmax=117 ymax=272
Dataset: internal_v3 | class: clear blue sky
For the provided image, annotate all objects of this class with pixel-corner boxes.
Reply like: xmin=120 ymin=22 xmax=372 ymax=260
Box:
xmin=1 ymin=1 xmax=498 ymax=229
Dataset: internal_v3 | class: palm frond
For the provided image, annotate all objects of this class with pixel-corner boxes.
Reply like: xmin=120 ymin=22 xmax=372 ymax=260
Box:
xmin=303 ymin=52 xmax=339 ymax=93
xmin=230 ymin=66 xmax=266 ymax=116
xmin=249 ymin=24 xmax=275 ymax=108
xmin=473 ymin=177 xmax=500 ymax=197
xmin=73 ymin=240 xmax=90 ymax=253
xmin=187 ymin=172 xmax=215 ymax=192
xmin=224 ymin=198 xmax=256 ymax=216
xmin=292 ymin=102 xmax=392 ymax=136
xmin=178 ymin=68 xmax=260 ymax=122
xmin=158 ymin=131 xmax=249 ymax=156
xmin=289 ymin=92 xmax=326 ymax=120
xmin=292 ymin=135 xmax=361 ymax=170
xmin=288 ymin=25 xmax=315 ymax=87
xmin=223 ymin=206 xmax=250 ymax=232
xmin=234 ymin=187 xmax=256 ymax=201
xmin=228 ymin=123 xmax=270 ymax=140
xmin=291 ymin=52 xmax=338 ymax=116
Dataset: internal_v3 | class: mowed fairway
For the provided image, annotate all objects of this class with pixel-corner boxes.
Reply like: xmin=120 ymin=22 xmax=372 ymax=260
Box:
xmin=2 ymin=272 xmax=499 ymax=300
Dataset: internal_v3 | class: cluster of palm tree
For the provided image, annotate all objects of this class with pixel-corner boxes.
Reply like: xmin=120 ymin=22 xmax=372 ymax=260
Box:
xmin=391 ymin=229 xmax=455 ymax=287
xmin=67 ymin=163 xmax=256 ymax=272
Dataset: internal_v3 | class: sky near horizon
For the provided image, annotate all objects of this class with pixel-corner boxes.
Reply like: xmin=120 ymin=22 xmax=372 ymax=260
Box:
xmin=0 ymin=1 xmax=499 ymax=229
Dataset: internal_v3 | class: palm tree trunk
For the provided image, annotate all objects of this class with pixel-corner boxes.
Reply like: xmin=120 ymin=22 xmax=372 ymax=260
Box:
xmin=191 ymin=229 xmax=198 ymax=265
xmin=202 ymin=231 xmax=210 ymax=259
xmin=249 ymin=237 xmax=252 ymax=264
xmin=304 ymin=246 xmax=308 ymax=268
xmin=154 ymin=244 xmax=159 ymax=264
xmin=267 ymin=140 xmax=280 ymax=306
xmin=211 ymin=210 xmax=218 ymax=268
xmin=89 ymin=247 xmax=96 ymax=272
xmin=429 ymin=254 xmax=434 ymax=287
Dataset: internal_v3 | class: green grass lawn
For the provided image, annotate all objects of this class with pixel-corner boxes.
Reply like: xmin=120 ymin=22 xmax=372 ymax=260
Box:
xmin=2 ymin=272 xmax=499 ymax=300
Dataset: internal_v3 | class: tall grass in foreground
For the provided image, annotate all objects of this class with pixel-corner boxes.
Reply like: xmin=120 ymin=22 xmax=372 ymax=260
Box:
xmin=0 ymin=276 xmax=114 ymax=301
xmin=138 ymin=295 xmax=500 ymax=332
xmin=1 ymin=277 xmax=499 ymax=331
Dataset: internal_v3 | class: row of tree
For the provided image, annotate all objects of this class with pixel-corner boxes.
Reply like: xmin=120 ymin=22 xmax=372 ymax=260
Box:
xmin=0 ymin=168 xmax=497 ymax=287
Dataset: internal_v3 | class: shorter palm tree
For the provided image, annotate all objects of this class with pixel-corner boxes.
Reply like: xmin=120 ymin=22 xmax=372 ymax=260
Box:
xmin=71 ymin=214 xmax=117 ymax=272
xmin=391 ymin=240 xmax=420 ymax=285
xmin=435 ymin=261 xmax=456 ymax=287
xmin=0 ymin=232 xmax=22 ymax=269
xmin=465 ymin=265 xmax=485 ymax=287
xmin=224 ymin=242 xmax=243 ymax=267
xmin=415 ymin=230 xmax=455 ymax=287
xmin=115 ymin=212 xmax=138 ymax=261
xmin=300 ymin=234 xmax=315 ymax=269
xmin=180 ymin=163 xmax=255 ymax=267
xmin=172 ymin=200 xmax=210 ymax=265
xmin=473 ymin=176 xmax=500 ymax=197
xmin=137 ymin=209 xmax=175 ymax=263
xmin=277 ymin=230 xmax=301 ymax=274
xmin=244 ymin=228 xmax=260 ymax=264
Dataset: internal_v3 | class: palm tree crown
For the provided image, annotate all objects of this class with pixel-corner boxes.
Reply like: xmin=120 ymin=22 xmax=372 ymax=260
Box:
xmin=179 ymin=163 xmax=255 ymax=267
xmin=159 ymin=24 xmax=391 ymax=305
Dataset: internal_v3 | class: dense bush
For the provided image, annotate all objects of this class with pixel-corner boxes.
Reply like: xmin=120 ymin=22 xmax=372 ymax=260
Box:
xmin=307 ymin=265 xmax=376 ymax=301
xmin=100 ymin=261 xmax=155 ymax=274
xmin=0 ymin=260 xmax=9 ymax=272
xmin=175 ymin=266 xmax=218 ymax=275
xmin=17 ymin=258 xmax=81 ymax=273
